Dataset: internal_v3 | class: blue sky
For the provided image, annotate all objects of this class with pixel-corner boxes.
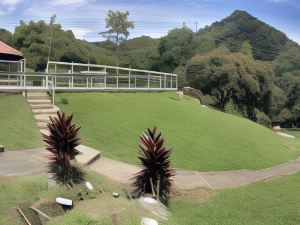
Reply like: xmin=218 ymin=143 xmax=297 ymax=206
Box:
xmin=0 ymin=0 xmax=299 ymax=44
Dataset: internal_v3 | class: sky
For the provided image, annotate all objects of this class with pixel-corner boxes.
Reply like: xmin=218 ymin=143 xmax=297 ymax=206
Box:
xmin=0 ymin=0 xmax=299 ymax=44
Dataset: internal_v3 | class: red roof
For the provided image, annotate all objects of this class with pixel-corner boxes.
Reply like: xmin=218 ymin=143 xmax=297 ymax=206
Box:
xmin=0 ymin=41 xmax=23 ymax=57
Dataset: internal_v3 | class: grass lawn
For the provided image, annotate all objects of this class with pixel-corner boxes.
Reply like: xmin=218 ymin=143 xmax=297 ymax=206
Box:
xmin=2 ymin=171 xmax=300 ymax=225
xmin=0 ymin=172 xmax=146 ymax=225
xmin=0 ymin=93 xmax=42 ymax=150
xmin=57 ymin=92 xmax=300 ymax=171
xmin=165 ymin=172 xmax=300 ymax=225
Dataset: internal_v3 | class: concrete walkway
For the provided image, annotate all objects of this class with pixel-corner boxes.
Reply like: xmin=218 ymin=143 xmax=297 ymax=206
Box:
xmin=2 ymin=148 xmax=300 ymax=190
xmin=89 ymin=155 xmax=300 ymax=190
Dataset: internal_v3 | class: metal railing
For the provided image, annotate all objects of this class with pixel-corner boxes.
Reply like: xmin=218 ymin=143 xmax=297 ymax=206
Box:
xmin=0 ymin=61 xmax=177 ymax=91
xmin=0 ymin=72 xmax=177 ymax=91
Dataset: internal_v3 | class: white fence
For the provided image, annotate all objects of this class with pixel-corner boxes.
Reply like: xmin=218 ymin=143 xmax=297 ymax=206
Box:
xmin=0 ymin=61 xmax=178 ymax=91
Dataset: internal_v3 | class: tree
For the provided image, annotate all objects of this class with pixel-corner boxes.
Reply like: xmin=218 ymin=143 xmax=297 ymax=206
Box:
xmin=100 ymin=10 xmax=134 ymax=66
xmin=158 ymin=27 xmax=195 ymax=72
xmin=0 ymin=29 xmax=12 ymax=45
xmin=186 ymin=46 xmax=277 ymax=120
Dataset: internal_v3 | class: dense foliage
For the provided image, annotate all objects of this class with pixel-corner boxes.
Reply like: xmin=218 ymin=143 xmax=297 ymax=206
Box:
xmin=133 ymin=127 xmax=174 ymax=205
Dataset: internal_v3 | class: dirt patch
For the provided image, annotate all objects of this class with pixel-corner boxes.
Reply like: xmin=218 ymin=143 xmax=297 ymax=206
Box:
xmin=0 ymin=175 xmax=9 ymax=181
xmin=173 ymin=188 xmax=215 ymax=203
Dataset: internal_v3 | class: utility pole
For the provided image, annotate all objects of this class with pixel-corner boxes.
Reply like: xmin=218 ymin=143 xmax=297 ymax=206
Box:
xmin=183 ymin=22 xmax=186 ymax=28
xmin=195 ymin=22 xmax=198 ymax=32
xmin=47 ymin=14 xmax=56 ymax=63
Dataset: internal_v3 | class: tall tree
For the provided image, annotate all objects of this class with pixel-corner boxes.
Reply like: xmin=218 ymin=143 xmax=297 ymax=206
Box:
xmin=100 ymin=10 xmax=134 ymax=67
xmin=186 ymin=46 xmax=277 ymax=120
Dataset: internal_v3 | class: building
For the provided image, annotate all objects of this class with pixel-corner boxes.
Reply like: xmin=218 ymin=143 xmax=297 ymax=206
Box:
xmin=0 ymin=41 xmax=23 ymax=61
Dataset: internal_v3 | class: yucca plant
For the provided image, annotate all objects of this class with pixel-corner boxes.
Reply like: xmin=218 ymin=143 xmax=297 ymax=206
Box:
xmin=43 ymin=111 xmax=84 ymax=187
xmin=133 ymin=127 xmax=175 ymax=205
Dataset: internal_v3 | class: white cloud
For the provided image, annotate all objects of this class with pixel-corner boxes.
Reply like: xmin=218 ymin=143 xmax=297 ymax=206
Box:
xmin=69 ymin=28 xmax=91 ymax=39
xmin=1 ymin=0 xmax=23 ymax=5
xmin=49 ymin=0 xmax=88 ymax=6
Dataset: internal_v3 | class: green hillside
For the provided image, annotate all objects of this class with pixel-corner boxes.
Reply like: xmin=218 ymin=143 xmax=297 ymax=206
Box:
xmin=57 ymin=92 xmax=300 ymax=171
xmin=0 ymin=94 xmax=42 ymax=150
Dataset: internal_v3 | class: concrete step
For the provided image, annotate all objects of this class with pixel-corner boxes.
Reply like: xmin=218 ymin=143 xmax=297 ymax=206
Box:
xmin=32 ymin=108 xmax=58 ymax=115
xmin=34 ymin=114 xmax=52 ymax=122
xmin=26 ymin=96 xmax=50 ymax=100
xmin=75 ymin=145 xmax=101 ymax=165
xmin=27 ymin=99 xmax=51 ymax=104
xmin=37 ymin=122 xmax=48 ymax=129
xmin=30 ymin=104 xmax=54 ymax=110
xmin=40 ymin=129 xmax=50 ymax=136
xmin=26 ymin=91 xmax=49 ymax=97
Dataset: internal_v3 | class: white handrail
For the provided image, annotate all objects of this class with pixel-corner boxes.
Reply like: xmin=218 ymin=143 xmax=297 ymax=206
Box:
xmin=47 ymin=61 xmax=177 ymax=77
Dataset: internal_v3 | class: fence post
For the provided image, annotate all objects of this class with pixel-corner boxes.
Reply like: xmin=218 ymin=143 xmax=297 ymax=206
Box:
xmin=117 ymin=76 xmax=119 ymax=88
xmin=148 ymin=74 xmax=150 ymax=89
xmin=129 ymin=76 xmax=131 ymax=88
xmin=164 ymin=74 xmax=167 ymax=89
xmin=104 ymin=75 xmax=107 ymax=88
xmin=160 ymin=76 xmax=162 ymax=89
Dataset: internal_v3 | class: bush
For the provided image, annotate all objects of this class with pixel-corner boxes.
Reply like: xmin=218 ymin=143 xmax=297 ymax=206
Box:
xmin=201 ymin=95 xmax=216 ymax=106
xmin=61 ymin=97 xmax=69 ymax=105
xmin=224 ymin=99 xmax=244 ymax=118
xmin=254 ymin=108 xmax=271 ymax=128
xmin=43 ymin=112 xmax=84 ymax=187
xmin=132 ymin=127 xmax=175 ymax=205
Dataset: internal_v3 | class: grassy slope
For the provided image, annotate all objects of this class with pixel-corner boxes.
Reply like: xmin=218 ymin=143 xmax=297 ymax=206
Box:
xmin=0 ymin=94 xmax=42 ymax=150
xmin=57 ymin=92 xmax=300 ymax=171
xmin=166 ymin=172 xmax=300 ymax=225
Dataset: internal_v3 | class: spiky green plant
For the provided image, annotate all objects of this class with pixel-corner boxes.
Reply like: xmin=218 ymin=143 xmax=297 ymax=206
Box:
xmin=43 ymin=111 xmax=84 ymax=186
xmin=133 ymin=127 xmax=175 ymax=205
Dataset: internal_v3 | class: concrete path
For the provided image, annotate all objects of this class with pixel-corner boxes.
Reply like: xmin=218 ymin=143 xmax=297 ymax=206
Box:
xmin=2 ymin=148 xmax=300 ymax=190
xmin=89 ymin=154 xmax=300 ymax=190
xmin=0 ymin=149 xmax=48 ymax=176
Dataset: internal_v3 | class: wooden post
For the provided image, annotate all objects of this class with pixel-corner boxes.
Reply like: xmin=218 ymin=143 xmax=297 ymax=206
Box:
xmin=164 ymin=74 xmax=167 ymax=89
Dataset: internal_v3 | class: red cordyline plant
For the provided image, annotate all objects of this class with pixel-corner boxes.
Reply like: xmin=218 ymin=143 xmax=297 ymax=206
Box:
xmin=43 ymin=111 xmax=84 ymax=186
xmin=133 ymin=127 xmax=175 ymax=205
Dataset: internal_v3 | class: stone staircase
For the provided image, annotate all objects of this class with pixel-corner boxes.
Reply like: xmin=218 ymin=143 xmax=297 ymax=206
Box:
xmin=25 ymin=91 xmax=58 ymax=135
xmin=25 ymin=90 xmax=100 ymax=165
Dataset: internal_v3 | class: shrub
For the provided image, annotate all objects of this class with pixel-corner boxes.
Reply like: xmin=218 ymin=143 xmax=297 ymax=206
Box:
xmin=61 ymin=97 xmax=69 ymax=105
xmin=224 ymin=98 xmax=244 ymax=118
xmin=43 ymin=112 xmax=84 ymax=187
xmin=132 ymin=127 xmax=175 ymax=205
xmin=254 ymin=108 xmax=271 ymax=128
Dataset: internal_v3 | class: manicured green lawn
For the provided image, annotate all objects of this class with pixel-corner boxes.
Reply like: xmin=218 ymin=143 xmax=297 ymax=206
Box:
xmin=57 ymin=92 xmax=300 ymax=171
xmin=166 ymin=172 xmax=300 ymax=225
xmin=0 ymin=93 xmax=42 ymax=150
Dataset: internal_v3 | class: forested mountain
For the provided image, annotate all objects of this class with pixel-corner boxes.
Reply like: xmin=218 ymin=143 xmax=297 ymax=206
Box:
xmin=1 ymin=10 xmax=300 ymax=127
